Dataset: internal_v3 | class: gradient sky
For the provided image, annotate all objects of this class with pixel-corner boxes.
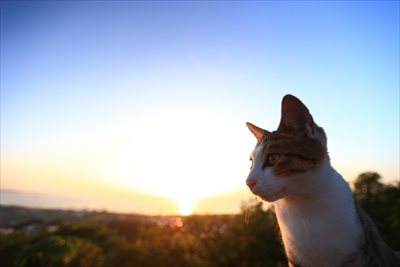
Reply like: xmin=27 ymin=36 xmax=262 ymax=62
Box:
xmin=1 ymin=1 xmax=399 ymax=214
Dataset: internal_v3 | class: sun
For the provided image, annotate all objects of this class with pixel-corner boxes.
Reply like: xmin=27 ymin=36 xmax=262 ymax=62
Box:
xmin=179 ymin=198 xmax=193 ymax=216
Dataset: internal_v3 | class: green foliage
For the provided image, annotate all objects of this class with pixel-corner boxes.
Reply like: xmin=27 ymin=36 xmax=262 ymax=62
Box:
xmin=207 ymin=200 xmax=285 ymax=267
xmin=0 ymin=203 xmax=286 ymax=267
xmin=353 ymin=172 xmax=400 ymax=250
xmin=354 ymin=172 xmax=384 ymax=199
xmin=0 ymin=233 xmax=104 ymax=267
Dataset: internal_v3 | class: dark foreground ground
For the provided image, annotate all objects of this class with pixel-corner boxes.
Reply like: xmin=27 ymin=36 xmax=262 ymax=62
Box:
xmin=0 ymin=201 xmax=287 ymax=267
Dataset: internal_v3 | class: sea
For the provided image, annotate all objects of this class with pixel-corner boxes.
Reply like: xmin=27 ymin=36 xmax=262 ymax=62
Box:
xmin=0 ymin=189 xmax=246 ymax=215
xmin=0 ymin=189 xmax=177 ymax=215
xmin=1 ymin=190 xmax=107 ymax=210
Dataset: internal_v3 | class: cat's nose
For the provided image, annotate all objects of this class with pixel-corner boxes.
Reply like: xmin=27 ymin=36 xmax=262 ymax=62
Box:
xmin=246 ymin=179 xmax=257 ymax=190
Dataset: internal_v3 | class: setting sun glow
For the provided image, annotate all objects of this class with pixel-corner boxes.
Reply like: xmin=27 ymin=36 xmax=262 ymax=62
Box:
xmin=179 ymin=198 xmax=193 ymax=216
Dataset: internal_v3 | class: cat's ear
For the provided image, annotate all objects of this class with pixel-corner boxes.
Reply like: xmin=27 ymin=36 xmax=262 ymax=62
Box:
xmin=246 ymin=122 xmax=270 ymax=142
xmin=278 ymin=94 xmax=315 ymax=136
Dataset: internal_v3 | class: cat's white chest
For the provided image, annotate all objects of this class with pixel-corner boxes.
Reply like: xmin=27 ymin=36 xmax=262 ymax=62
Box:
xmin=274 ymin=184 xmax=363 ymax=267
xmin=276 ymin=209 xmax=348 ymax=266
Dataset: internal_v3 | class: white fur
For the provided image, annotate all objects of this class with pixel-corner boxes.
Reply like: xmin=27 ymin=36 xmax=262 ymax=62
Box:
xmin=247 ymin=145 xmax=287 ymax=202
xmin=274 ymin=156 xmax=363 ymax=267
xmin=248 ymin=145 xmax=363 ymax=266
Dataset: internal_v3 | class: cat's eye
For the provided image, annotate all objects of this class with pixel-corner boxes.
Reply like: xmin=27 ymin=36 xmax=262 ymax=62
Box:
xmin=264 ymin=154 xmax=280 ymax=168
xmin=249 ymin=156 xmax=253 ymax=169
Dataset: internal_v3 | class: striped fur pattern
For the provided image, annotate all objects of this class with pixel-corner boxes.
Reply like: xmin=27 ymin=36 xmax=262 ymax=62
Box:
xmin=347 ymin=204 xmax=400 ymax=267
xmin=261 ymin=131 xmax=325 ymax=177
xmin=246 ymin=95 xmax=399 ymax=267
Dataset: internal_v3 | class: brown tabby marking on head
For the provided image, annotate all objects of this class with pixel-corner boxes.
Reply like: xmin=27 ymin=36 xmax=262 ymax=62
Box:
xmin=267 ymin=131 xmax=325 ymax=177
xmin=248 ymin=95 xmax=328 ymax=178
xmin=251 ymin=127 xmax=326 ymax=177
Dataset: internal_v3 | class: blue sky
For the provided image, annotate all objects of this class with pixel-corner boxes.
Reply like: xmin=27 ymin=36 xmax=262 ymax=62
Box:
xmin=1 ymin=1 xmax=399 ymax=213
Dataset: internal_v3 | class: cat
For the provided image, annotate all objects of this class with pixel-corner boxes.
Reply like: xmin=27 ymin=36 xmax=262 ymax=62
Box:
xmin=246 ymin=94 xmax=400 ymax=267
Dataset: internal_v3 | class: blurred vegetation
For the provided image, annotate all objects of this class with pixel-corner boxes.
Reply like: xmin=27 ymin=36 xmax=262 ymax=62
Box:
xmin=0 ymin=172 xmax=398 ymax=267
xmin=353 ymin=172 xmax=400 ymax=250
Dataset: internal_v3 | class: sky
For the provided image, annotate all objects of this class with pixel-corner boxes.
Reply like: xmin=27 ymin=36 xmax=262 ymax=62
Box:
xmin=1 ymin=1 xmax=399 ymax=215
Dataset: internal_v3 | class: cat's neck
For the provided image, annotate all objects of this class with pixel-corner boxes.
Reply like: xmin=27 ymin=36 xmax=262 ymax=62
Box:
xmin=274 ymin=156 xmax=363 ymax=267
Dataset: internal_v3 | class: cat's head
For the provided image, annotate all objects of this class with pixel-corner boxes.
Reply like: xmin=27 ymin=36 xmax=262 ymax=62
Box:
xmin=246 ymin=94 xmax=327 ymax=202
